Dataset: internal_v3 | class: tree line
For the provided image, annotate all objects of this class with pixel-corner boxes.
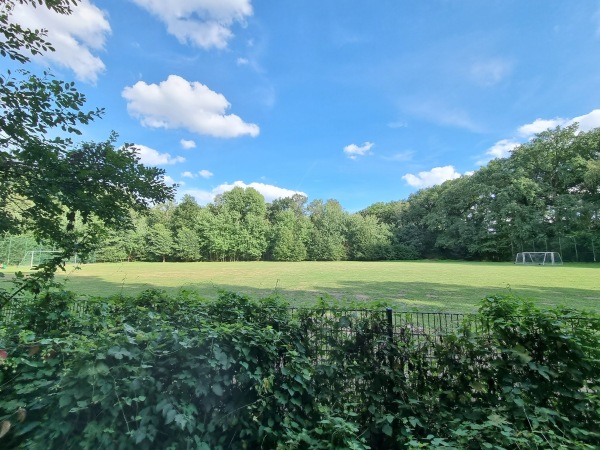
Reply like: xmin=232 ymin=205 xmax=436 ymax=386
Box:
xmin=91 ymin=124 xmax=600 ymax=263
xmin=1 ymin=1 xmax=598 ymax=266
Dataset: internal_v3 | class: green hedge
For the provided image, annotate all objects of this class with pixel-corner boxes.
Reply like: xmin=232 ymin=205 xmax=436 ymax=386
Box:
xmin=0 ymin=291 xmax=599 ymax=449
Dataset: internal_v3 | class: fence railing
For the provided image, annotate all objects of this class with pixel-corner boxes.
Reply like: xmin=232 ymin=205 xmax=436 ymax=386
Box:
xmin=2 ymin=300 xmax=597 ymax=350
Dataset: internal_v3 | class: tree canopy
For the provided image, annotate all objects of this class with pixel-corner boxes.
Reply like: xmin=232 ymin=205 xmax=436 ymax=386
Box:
xmin=0 ymin=0 xmax=174 ymax=288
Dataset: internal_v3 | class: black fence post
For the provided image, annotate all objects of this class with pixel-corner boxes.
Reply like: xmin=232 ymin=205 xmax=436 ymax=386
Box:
xmin=386 ymin=307 xmax=394 ymax=369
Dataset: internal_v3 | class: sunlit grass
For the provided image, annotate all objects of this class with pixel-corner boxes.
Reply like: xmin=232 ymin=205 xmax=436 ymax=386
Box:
xmin=9 ymin=260 xmax=593 ymax=313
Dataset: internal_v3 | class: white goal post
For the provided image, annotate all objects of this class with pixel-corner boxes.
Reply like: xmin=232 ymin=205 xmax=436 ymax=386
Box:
xmin=18 ymin=251 xmax=87 ymax=268
xmin=514 ymin=252 xmax=563 ymax=265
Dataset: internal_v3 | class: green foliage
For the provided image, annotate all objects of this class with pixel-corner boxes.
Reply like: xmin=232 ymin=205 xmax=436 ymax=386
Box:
xmin=403 ymin=125 xmax=600 ymax=261
xmin=269 ymin=209 xmax=309 ymax=261
xmin=345 ymin=213 xmax=393 ymax=260
xmin=62 ymin=123 xmax=600 ymax=264
xmin=307 ymin=199 xmax=348 ymax=261
xmin=0 ymin=0 xmax=174 ymax=297
xmin=145 ymin=223 xmax=174 ymax=262
xmin=1 ymin=292 xmax=599 ymax=448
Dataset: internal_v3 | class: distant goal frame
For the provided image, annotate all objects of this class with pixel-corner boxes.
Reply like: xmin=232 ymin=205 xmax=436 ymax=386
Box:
xmin=18 ymin=250 xmax=91 ymax=268
xmin=514 ymin=251 xmax=563 ymax=266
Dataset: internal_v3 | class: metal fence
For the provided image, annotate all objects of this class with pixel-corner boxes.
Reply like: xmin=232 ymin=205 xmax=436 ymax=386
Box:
xmin=2 ymin=300 xmax=596 ymax=352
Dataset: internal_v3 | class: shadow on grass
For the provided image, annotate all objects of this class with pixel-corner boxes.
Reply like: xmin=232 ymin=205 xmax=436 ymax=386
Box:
xmin=45 ymin=274 xmax=600 ymax=314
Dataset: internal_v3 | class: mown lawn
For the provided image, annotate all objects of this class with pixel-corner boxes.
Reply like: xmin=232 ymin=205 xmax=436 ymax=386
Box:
xmin=6 ymin=260 xmax=590 ymax=313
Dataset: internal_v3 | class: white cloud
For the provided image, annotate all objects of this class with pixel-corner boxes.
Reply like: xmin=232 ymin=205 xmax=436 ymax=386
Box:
xmin=236 ymin=57 xmax=249 ymax=65
xmin=344 ymin=142 xmax=374 ymax=159
xmin=470 ymin=58 xmax=513 ymax=86
xmin=180 ymin=139 xmax=196 ymax=149
xmin=183 ymin=181 xmax=306 ymax=205
xmin=518 ymin=109 xmax=600 ymax=137
xmin=518 ymin=118 xmax=567 ymax=137
xmin=122 ymin=75 xmax=260 ymax=138
xmin=477 ymin=109 xmax=600 ymax=167
xmin=482 ymin=139 xmax=520 ymax=163
xmin=388 ymin=121 xmax=407 ymax=129
xmin=402 ymin=166 xmax=462 ymax=188
xmin=130 ymin=0 xmax=252 ymax=50
xmin=179 ymin=189 xmax=215 ymax=205
xmin=181 ymin=171 xmax=195 ymax=178
xmin=570 ymin=109 xmax=600 ymax=132
xmin=133 ymin=144 xmax=185 ymax=165
xmin=163 ymin=175 xmax=177 ymax=185
xmin=11 ymin=0 xmax=111 ymax=83
xmin=199 ymin=169 xmax=214 ymax=179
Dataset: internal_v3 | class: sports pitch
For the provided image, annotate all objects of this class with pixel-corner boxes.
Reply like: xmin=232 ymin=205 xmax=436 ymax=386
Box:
xmin=39 ymin=260 xmax=600 ymax=313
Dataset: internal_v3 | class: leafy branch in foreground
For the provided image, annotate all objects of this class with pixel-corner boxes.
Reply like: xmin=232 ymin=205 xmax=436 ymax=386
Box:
xmin=0 ymin=0 xmax=175 ymax=300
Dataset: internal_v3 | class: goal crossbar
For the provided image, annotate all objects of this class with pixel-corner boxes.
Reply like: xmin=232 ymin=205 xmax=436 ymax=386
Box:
xmin=514 ymin=252 xmax=563 ymax=265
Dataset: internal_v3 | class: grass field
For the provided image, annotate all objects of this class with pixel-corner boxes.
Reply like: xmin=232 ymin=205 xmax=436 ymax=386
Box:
xmin=3 ymin=260 xmax=596 ymax=313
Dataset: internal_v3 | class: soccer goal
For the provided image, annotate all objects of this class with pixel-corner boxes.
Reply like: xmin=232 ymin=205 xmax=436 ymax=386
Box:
xmin=514 ymin=252 xmax=563 ymax=265
xmin=18 ymin=251 xmax=92 ymax=268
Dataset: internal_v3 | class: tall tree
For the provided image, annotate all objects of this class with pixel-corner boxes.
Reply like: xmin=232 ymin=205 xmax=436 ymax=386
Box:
xmin=146 ymin=223 xmax=174 ymax=263
xmin=269 ymin=209 xmax=309 ymax=261
xmin=0 ymin=0 xmax=174 ymax=288
xmin=345 ymin=213 xmax=392 ymax=261
xmin=174 ymin=227 xmax=202 ymax=262
xmin=212 ymin=187 xmax=268 ymax=261
xmin=307 ymin=199 xmax=347 ymax=261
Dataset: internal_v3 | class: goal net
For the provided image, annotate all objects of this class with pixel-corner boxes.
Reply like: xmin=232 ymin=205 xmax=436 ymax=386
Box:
xmin=514 ymin=252 xmax=563 ymax=265
xmin=18 ymin=251 xmax=94 ymax=268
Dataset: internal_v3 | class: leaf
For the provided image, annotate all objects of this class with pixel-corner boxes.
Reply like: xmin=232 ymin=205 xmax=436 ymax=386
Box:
xmin=339 ymin=316 xmax=351 ymax=328
xmin=212 ymin=384 xmax=224 ymax=396
xmin=382 ymin=423 xmax=393 ymax=437
xmin=0 ymin=421 xmax=11 ymax=439
xmin=165 ymin=409 xmax=177 ymax=425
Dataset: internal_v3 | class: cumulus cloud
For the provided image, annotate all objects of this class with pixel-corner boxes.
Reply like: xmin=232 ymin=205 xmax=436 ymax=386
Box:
xmin=343 ymin=142 xmax=374 ymax=159
xmin=133 ymin=144 xmax=185 ymax=165
xmin=180 ymin=139 xmax=197 ymax=149
xmin=163 ymin=175 xmax=177 ymax=185
xmin=481 ymin=139 xmax=520 ymax=163
xmin=181 ymin=171 xmax=195 ymax=178
xmin=479 ymin=109 xmax=600 ymax=166
xmin=518 ymin=118 xmax=568 ymax=137
xmin=199 ymin=169 xmax=214 ymax=179
xmin=183 ymin=181 xmax=306 ymax=205
xmin=402 ymin=166 xmax=462 ymax=188
xmin=179 ymin=189 xmax=215 ymax=205
xmin=517 ymin=110 xmax=600 ymax=138
xmin=570 ymin=109 xmax=600 ymax=132
xmin=10 ymin=0 xmax=111 ymax=83
xmin=122 ymin=75 xmax=260 ymax=138
xmin=130 ymin=0 xmax=252 ymax=49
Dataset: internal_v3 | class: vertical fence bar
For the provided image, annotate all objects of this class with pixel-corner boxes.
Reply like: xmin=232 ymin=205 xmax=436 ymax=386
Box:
xmin=386 ymin=307 xmax=394 ymax=370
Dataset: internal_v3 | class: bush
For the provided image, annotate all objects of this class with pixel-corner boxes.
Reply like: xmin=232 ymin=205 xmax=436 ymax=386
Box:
xmin=0 ymin=292 xmax=599 ymax=448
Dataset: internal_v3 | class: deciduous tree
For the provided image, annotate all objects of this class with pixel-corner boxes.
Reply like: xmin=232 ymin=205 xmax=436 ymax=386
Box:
xmin=0 ymin=0 xmax=174 ymax=291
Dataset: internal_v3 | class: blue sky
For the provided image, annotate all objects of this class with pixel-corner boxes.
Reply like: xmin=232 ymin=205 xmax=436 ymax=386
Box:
xmin=11 ymin=0 xmax=600 ymax=211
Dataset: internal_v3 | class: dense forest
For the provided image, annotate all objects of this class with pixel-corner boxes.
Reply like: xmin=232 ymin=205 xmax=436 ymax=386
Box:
xmin=2 ymin=125 xmax=599 ymax=264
